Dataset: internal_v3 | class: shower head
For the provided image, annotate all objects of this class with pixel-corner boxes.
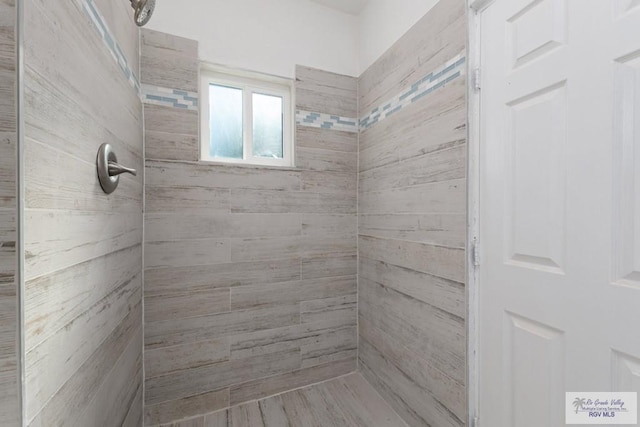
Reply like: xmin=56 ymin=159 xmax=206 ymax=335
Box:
xmin=130 ymin=0 xmax=155 ymax=27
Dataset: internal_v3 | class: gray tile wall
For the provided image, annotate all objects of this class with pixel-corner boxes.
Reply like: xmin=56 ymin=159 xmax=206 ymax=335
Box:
xmin=141 ymin=29 xmax=358 ymax=426
xmin=357 ymin=1 xmax=467 ymax=426
xmin=23 ymin=1 xmax=144 ymax=425
xmin=0 ymin=0 xmax=18 ymax=424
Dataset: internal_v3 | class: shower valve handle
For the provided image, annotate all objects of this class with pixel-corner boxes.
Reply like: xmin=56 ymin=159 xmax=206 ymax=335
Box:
xmin=108 ymin=161 xmax=137 ymax=177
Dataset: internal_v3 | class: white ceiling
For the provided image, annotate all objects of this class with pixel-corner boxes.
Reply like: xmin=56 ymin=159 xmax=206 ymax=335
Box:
xmin=309 ymin=0 xmax=369 ymax=16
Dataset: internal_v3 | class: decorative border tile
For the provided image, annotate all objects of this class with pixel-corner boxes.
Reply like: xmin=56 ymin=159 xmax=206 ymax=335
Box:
xmin=142 ymin=84 xmax=199 ymax=111
xmin=359 ymin=52 xmax=466 ymax=131
xmin=79 ymin=0 xmax=141 ymax=93
xmin=296 ymin=110 xmax=359 ymax=133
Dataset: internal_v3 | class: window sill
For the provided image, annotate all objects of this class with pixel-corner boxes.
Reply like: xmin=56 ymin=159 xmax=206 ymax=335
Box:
xmin=198 ymin=159 xmax=302 ymax=171
xmin=146 ymin=158 xmax=303 ymax=172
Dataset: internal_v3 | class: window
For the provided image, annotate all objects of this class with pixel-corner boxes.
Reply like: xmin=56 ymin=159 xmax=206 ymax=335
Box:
xmin=200 ymin=67 xmax=294 ymax=167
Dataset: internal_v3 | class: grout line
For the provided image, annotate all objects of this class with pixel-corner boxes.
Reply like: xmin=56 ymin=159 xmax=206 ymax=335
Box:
xmin=355 ymin=75 xmax=360 ymax=374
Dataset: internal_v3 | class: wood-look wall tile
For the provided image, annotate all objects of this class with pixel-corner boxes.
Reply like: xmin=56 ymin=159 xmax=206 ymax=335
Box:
xmin=145 ymin=304 xmax=300 ymax=350
xmin=230 ymin=190 xmax=355 ymax=214
xmin=141 ymin=29 xmax=198 ymax=92
xmin=0 ymin=0 xmax=16 ymax=28
xmin=358 ymin=178 xmax=466 ymax=216
xmin=144 ymin=338 xmax=230 ymax=379
xmin=301 ymin=214 xmax=356 ymax=237
xmin=144 ymin=258 xmax=301 ymax=296
xmin=359 ymin=213 xmax=466 ymax=249
xmin=24 ymin=210 xmax=142 ymax=280
xmin=300 ymin=326 xmax=357 ymax=369
xmin=27 ymin=302 xmax=142 ymax=426
xmin=24 ymin=1 xmax=142 ymax=154
xmin=141 ymin=38 xmax=359 ymax=422
xmin=0 ymin=76 xmax=15 ymax=132
xmin=146 ymin=213 xmax=301 ymax=241
xmin=24 ymin=69 xmax=142 ymax=167
xmin=144 ymin=239 xmax=230 ymax=269
xmin=295 ymin=66 xmax=357 ymax=117
xmin=25 ymin=138 xmax=142 ymax=212
xmin=359 ymin=144 xmax=466 ymax=193
xmin=359 ymin=317 xmax=465 ymax=421
xmin=300 ymin=294 xmax=357 ymax=325
xmin=0 ymin=133 xmax=15 ymax=206
xmin=301 ymin=255 xmax=357 ymax=279
xmin=230 ymin=276 xmax=356 ymax=311
xmin=122 ymin=380 xmax=144 ymax=427
xmin=359 ymin=340 xmax=464 ymax=427
xmin=145 ymin=186 xmax=230 ymax=214
xmin=144 ymin=288 xmax=231 ymax=323
xmin=146 ymin=130 xmax=199 ymax=162
xmin=358 ymin=84 xmax=465 ymax=173
xmin=359 ymin=235 xmax=465 ymax=283
xmin=145 ymin=389 xmax=229 ymax=427
xmin=25 ymin=245 xmax=141 ymax=351
xmin=92 ymin=0 xmax=140 ymax=76
xmin=229 ymin=357 xmax=356 ymax=406
xmin=73 ymin=327 xmax=143 ymax=427
xmin=229 ymin=316 xmax=355 ymax=361
xmin=301 ymin=235 xmax=356 ymax=257
xmin=25 ymin=279 xmax=142 ymax=422
xmin=296 ymin=126 xmax=357 ymax=153
xmin=145 ymin=104 xmax=199 ymax=136
xmin=359 ymin=256 xmax=465 ymax=319
xmin=229 ymin=236 xmax=301 ymax=263
xmin=301 ymin=171 xmax=357 ymax=195
xmin=296 ymin=147 xmax=357 ymax=173
xmin=358 ymin=0 xmax=466 ymax=114
xmin=141 ymin=29 xmax=198 ymax=58
xmin=146 ymin=161 xmax=302 ymax=191
xmin=145 ymin=350 xmax=301 ymax=406
xmin=359 ymin=277 xmax=465 ymax=384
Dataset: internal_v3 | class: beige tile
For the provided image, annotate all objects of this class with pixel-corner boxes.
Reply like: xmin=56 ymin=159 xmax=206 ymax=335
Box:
xmin=144 ymin=338 xmax=230 ymax=379
xmin=229 ymin=357 xmax=356 ymax=406
xmin=145 ymin=389 xmax=229 ymax=426
xmin=145 ymin=350 xmax=301 ymax=406
xmin=295 ymin=66 xmax=357 ymax=117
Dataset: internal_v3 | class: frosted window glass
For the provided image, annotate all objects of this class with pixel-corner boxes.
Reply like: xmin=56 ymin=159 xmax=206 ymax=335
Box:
xmin=210 ymin=84 xmax=243 ymax=159
xmin=252 ymin=93 xmax=284 ymax=159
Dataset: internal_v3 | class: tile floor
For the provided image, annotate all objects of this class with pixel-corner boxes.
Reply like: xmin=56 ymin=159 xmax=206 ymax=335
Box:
xmin=158 ymin=373 xmax=407 ymax=427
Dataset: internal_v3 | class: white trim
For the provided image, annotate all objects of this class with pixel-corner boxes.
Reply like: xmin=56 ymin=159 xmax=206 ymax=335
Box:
xmin=466 ymin=1 xmax=482 ymax=426
xmin=199 ymin=67 xmax=295 ymax=168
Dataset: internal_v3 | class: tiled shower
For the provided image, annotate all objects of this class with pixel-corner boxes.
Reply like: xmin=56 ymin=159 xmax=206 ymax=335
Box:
xmin=0 ymin=0 xmax=467 ymax=425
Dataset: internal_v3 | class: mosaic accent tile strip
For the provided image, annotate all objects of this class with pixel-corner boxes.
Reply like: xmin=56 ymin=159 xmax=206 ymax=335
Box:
xmin=80 ymin=0 xmax=141 ymax=93
xmin=142 ymin=84 xmax=199 ymax=111
xmin=296 ymin=110 xmax=359 ymax=133
xmin=359 ymin=52 xmax=466 ymax=131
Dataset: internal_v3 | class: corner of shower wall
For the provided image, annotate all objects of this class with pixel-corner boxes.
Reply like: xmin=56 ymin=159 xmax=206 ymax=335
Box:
xmin=356 ymin=0 xmax=468 ymax=425
xmin=141 ymin=28 xmax=359 ymax=425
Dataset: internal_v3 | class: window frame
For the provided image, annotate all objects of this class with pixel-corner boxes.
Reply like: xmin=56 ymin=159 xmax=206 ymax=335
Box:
xmin=200 ymin=66 xmax=294 ymax=167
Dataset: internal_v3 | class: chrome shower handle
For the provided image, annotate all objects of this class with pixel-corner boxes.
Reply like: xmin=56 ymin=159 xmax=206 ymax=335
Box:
xmin=97 ymin=143 xmax=136 ymax=194
xmin=108 ymin=161 xmax=137 ymax=177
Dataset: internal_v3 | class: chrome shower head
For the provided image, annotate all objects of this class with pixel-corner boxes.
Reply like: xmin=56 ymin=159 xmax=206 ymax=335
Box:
xmin=130 ymin=0 xmax=155 ymax=27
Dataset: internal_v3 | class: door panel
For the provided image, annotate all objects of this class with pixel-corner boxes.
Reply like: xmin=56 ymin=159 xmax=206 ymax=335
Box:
xmin=479 ymin=1 xmax=640 ymax=425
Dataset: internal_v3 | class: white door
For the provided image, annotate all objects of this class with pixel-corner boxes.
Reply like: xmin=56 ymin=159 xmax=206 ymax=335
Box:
xmin=478 ymin=0 xmax=640 ymax=425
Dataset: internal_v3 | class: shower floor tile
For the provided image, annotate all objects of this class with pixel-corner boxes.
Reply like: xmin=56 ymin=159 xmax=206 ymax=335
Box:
xmin=158 ymin=373 xmax=407 ymax=427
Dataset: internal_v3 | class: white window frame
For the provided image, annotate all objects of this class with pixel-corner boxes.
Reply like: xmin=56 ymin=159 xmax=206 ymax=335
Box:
xmin=200 ymin=66 xmax=294 ymax=167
